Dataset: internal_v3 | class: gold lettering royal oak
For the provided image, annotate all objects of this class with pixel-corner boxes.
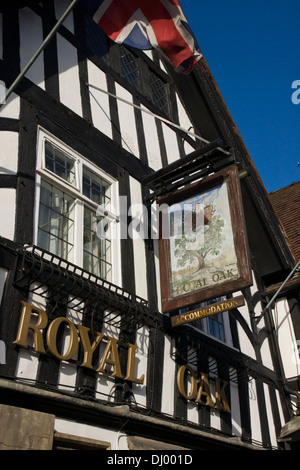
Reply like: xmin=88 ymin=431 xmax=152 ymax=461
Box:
xmin=13 ymin=301 xmax=144 ymax=384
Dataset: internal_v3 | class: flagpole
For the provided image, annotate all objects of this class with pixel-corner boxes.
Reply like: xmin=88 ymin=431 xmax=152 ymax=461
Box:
xmin=0 ymin=0 xmax=79 ymax=107
xmin=87 ymin=82 xmax=231 ymax=155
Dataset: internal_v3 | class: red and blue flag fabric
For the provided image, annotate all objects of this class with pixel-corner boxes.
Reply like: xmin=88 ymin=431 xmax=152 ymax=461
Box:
xmin=83 ymin=0 xmax=202 ymax=74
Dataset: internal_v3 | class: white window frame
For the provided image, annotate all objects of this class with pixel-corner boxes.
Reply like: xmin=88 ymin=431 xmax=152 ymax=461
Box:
xmin=34 ymin=128 xmax=121 ymax=286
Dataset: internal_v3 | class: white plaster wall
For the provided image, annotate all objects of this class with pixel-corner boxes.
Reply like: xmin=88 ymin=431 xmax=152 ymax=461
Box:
xmin=87 ymin=60 xmax=112 ymax=139
xmin=141 ymin=105 xmax=162 ymax=171
xmin=0 ymin=268 xmax=7 ymax=308
xmin=0 ymin=188 xmax=15 ymax=240
xmin=233 ymin=291 xmax=252 ymax=331
xmin=0 ymin=131 xmax=18 ymax=175
xmin=248 ymin=378 xmax=262 ymax=445
xmin=15 ymin=285 xmax=47 ymax=381
xmin=54 ymin=0 xmax=75 ymax=33
xmin=162 ymin=122 xmax=180 ymax=164
xmin=276 ymin=388 xmax=286 ymax=427
xmin=0 ymin=94 xmax=20 ymax=119
xmin=132 ymin=325 xmax=149 ymax=408
xmin=273 ymin=298 xmax=300 ymax=380
xmin=186 ymin=349 xmax=199 ymax=425
xmin=236 ymin=322 xmax=256 ymax=359
xmin=160 ymin=335 xmax=175 ymax=416
xmin=19 ymin=8 xmax=45 ymax=89
xmin=129 ymin=176 xmax=148 ymax=300
xmin=115 ymin=84 xmax=139 ymax=157
xmin=57 ymin=298 xmax=83 ymax=392
xmin=263 ymin=383 xmax=278 ymax=448
xmin=260 ymin=336 xmax=274 ymax=371
xmin=176 ymin=94 xmax=196 ymax=154
xmin=153 ymin=239 xmax=162 ymax=312
xmin=57 ymin=34 xmax=82 ymax=116
xmin=95 ymin=310 xmax=121 ymax=401
xmin=209 ymin=356 xmax=221 ymax=431
xmin=234 ymin=280 xmax=258 ymax=360
xmin=230 ymin=368 xmax=242 ymax=437
xmin=54 ymin=418 xmax=129 ymax=450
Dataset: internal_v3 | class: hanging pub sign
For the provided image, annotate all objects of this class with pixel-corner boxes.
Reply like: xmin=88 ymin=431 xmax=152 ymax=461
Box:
xmin=158 ymin=165 xmax=252 ymax=312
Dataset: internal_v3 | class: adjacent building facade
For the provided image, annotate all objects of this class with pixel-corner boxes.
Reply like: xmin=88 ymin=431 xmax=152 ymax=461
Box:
xmin=0 ymin=0 xmax=299 ymax=450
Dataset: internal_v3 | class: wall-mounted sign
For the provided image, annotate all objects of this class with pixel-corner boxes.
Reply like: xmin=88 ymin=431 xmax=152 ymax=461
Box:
xmin=158 ymin=165 xmax=252 ymax=312
xmin=171 ymin=295 xmax=245 ymax=327
xmin=13 ymin=302 xmax=144 ymax=384
xmin=177 ymin=365 xmax=231 ymax=413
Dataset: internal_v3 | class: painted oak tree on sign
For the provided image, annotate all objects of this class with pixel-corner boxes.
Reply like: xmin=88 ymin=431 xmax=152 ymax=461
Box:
xmin=158 ymin=166 xmax=252 ymax=312
xmin=174 ymin=208 xmax=225 ymax=272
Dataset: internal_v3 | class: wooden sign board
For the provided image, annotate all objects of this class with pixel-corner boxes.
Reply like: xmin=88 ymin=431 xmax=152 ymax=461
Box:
xmin=158 ymin=165 xmax=252 ymax=312
xmin=171 ymin=295 xmax=245 ymax=327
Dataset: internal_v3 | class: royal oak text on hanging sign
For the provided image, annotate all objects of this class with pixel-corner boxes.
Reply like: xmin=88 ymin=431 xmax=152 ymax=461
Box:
xmin=171 ymin=295 xmax=245 ymax=327
xmin=13 ymin=302 xmax=144 ymax=384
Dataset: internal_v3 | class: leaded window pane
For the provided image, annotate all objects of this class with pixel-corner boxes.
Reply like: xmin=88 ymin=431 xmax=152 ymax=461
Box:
xmin=38 ymin=180 xmax=75 ymax=261
xmin=45 ymin=141 xmax=76 ymax=186
xmin=83 ymin=207 xmax=112 ymax=281
xmin=83 ymin=167 xmax=111 ymax=207
xmin=120 ymin=46 xmax=140 ymax=90
xmin=150 ymin=72 xmax=170 ymax=116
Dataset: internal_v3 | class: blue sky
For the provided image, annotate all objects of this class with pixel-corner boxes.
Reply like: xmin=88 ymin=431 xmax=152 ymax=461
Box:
xmin=180 ymin=0 xmax=300 ymax=193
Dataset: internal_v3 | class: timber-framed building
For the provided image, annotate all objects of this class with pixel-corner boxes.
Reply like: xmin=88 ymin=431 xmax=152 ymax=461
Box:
xmin=0 ymin=0 xmax=299 ymax=451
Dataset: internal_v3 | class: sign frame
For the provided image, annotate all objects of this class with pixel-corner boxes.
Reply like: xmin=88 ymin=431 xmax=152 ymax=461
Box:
xmin=158 ymin=165 xmax=252 ymax=312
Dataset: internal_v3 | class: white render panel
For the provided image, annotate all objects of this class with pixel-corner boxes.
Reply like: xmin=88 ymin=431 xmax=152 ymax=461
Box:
xmin=250 ymin=275 xmax=264 ymax=318
xmin=209 ymin=357 xmax=221 ymax=431
xmin=223 ymin=311 xmax=234 ymax=347
xmin=57 ymin=34 xmax=82 ymax=116
xmin=236 ymin=322 xmax=256 ymax=359
xmin=19 ymin=8 xmax=45 ymax=90
xmin=95 ymin=310 xmax=121 ymax=400
xmin=176 ymin=94 xmax=196 ymax=154
xmin=275 ymin=388 xmax=286 ymax=428
xmin=0 ymin=268 xmax=7 ymax=309
xmin=57 ymin=299 xmax=83 ymax=392
xmin=0 ymin=131 xmax=18 ymax=175
xmin=187 ymin=398 xmax=198 ymax=425
xmin=248 ymin=378 xmax=262 ymax=445
xmin=132 ymin=325 xmax=149 ymax=407
xmin=0 ymin=188 xmax=15 ymax=240
xmin=263 ymin=383 xmax=278 ymax=448
xmin=54 ymin=0 xmax=75 ymax=33
xmin=162 ymin=122 xmax=180 ymax=164
xmin=54 ymin=418 xmax=129 ymax=450
xmin=260 ymin=336 xmax=274 ymax=371
xmin=229 ymin=368 xmax=242 ymax=437
xmin=0 ymin=94 xmax=20 ymax=119
xmin=141 ymin=105 xmax=162 ymax=171
xmin=128 ymin=177 xmax=148 ymax=300
xmin=233 ymin=291 xmax=252 ymax=331
xmin=160 ymin=335 xmax=175 ymax=416
xmin=14 ymin=285 xmax=47 ymax=382
xmin=153 ymin=239 xmax=162 ymax=312
xmin=115 ymin=84 xmax=139 ymax=158
xmin=273 ymin=298 xmax=300 ymax=379
xmin=15 ymin=345 xmax=40 ymax=381
xmin=186 ymin=351 xmax=199 ymax=424
xmin=87 ymin=61 xmax=112 ymax=139
xmin=142 ymin=50 xmax=154 ymax=61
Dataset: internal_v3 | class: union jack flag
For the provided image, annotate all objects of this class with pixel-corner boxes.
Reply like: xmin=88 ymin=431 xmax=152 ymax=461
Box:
xmin=83 ymin=0 xmax=202 ymax=74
